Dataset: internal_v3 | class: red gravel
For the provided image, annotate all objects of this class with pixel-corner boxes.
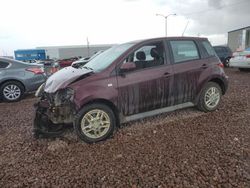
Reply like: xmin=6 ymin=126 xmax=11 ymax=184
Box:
xmin=0 ymin=68 xmax=250 ymax=187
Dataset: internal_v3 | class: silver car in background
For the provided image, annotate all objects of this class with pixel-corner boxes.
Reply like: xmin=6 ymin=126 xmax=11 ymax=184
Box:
xmin=71 ymin=51 xmax=104 ymax=68
xmin=229 ymin=48 xmax=250 ymax=71
xmin=0 ymin=57 xmax=46 ymax=102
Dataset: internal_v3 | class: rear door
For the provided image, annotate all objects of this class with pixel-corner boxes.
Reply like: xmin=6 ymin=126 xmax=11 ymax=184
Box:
xmin=117 ymin=40 xmax=174 ymax=116
xmin=167 ymin=39 xmax=207 ymax=105
xmin=0 ymin=61 xmax=10 ymax=79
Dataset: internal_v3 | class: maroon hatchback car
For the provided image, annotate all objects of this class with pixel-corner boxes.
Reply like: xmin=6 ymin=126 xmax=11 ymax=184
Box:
xmin=34 ymin=37 xmax=228 ymax=143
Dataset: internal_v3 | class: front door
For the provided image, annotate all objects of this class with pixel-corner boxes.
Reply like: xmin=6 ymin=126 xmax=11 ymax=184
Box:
xmin=116 ymin=41 xmax=174 ymax=116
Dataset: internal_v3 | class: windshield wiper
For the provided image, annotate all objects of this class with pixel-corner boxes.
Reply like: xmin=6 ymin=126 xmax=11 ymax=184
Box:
xmin=82 ymin=66 xmax=93 ymax=70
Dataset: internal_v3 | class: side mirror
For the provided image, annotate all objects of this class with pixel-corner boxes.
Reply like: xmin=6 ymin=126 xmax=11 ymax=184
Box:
xmin=120 ymin=62 xmax=136 ymax=73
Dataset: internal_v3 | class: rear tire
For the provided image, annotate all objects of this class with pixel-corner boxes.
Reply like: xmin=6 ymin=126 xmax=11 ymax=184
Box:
xmin=197 ymin=82 xmax=222 ymax=112
xmin=74 ymin=103 xmax=116 ymax=143
xmin=223 ymin=58 xmax=230 ymax=67
xmin=0 ymin=81 xmax=24 ymax=102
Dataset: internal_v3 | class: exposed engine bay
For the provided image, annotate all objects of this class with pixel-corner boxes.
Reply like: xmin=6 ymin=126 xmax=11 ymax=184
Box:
xmin=33 ymin=66 xmax=93 ymax=138
xmin=33 ymin=84 xmax=76 ymax=137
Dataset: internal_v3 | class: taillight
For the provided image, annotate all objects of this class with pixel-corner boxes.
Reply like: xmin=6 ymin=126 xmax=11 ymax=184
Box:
xmin=217 ymin=63 xmax=224 ymax=68
xmin=26 ymin=67 xmax=44 ymax=74
xmin=246 ymin=55 xmax=250 ymax=58
xmin=50 ymin=67 xmax=59 ymax=74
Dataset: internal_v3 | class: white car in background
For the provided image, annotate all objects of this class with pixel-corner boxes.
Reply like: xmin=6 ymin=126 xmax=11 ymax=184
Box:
xmin=71 ymin=51 xmax=104 ymax=68
xmin=229 ymin=48 xmax=250 ymax=71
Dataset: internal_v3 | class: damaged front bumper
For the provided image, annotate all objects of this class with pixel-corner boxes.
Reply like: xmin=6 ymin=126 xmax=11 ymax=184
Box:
xmin=33 ymin=86 xmax=76 ymax=137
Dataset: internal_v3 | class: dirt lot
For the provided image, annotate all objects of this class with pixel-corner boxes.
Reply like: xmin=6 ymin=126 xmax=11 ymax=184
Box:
xmin=0 ymin=68 xmax=249 ymax=187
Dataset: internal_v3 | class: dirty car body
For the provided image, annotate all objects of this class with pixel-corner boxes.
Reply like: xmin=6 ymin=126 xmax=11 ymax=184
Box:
xmin=34 ymin=37 xmax=229 ymax=142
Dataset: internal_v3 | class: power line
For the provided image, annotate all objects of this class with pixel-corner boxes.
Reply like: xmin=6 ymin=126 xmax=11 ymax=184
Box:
xmin=181 ymin=0 xmax=249 ymax=16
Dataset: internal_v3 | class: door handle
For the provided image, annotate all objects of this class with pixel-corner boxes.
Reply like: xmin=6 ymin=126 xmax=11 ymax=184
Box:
xmin=201 ymin=64 xmax=208 ymax=69
xmin=163 ymin=72 xmax=171 ymax=77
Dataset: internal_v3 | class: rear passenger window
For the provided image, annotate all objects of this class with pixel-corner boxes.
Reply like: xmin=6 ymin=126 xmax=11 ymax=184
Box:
xmin=202 ymin=41 xmax=216 ymax=57
xmin=0 ymin=61 xmax=10 ymax=68
xmin=170 ymin=41 xmax=199 ymax=63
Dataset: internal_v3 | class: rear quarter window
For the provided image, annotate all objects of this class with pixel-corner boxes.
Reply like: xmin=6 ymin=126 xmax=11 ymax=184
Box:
xmin=170 ymin=40 xmax=200 ymax=63
xmin=0 ymin=61 xmax=10 ymax=68
xmin=202 ymin=41 xmax=216 ymax=57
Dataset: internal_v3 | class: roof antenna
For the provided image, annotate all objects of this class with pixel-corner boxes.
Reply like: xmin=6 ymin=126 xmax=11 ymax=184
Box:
xmin=182 ymin=20 xmax=189 ymax=36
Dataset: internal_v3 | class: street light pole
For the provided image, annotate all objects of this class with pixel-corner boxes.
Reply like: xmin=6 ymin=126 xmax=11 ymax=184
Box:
xmin=165 ymin=17 xmax=168 ymax=37
xmin=156 ymin=13 xmax=177 ymax=37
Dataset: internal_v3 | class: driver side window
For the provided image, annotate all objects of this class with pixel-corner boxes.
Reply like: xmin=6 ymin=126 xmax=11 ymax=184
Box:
xmin=123 ymin=41 xmax=165 ymax=71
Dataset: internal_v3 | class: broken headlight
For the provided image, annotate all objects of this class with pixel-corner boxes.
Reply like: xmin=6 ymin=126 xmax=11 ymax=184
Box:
xmin=53 ymin=88 xmax=74 ymax=106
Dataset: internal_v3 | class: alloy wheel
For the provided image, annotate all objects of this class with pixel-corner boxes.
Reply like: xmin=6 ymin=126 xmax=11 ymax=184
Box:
xmin=81 ymin=109 xmax=111 ymax=139
xmin=3 ymin=84 xmax=21 ymax=101
xmin=204 ymin=87 xmax=220 ymax=109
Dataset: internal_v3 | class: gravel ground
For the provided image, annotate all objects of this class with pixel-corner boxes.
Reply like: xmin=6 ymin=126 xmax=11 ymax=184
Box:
xmin=0 ymin=68 xmax=250 ymax=187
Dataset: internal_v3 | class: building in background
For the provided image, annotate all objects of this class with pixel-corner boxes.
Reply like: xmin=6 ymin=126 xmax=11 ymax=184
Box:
xmin=228 ymin=26 xmax=250 ymax=52
xmin=36 ymin=44 xmax=114 ymax=59
xmin=14 ymin=49 xmax=46 ymax=62
xmin=14 ymin=44 xmax=114 ymax=61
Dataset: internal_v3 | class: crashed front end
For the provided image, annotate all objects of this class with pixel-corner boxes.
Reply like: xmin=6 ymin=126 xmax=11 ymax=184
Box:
xmin=33 ymin=84 xmax=76 ymax=137
xmin=33 ymin=66 xmax=93 ymax=138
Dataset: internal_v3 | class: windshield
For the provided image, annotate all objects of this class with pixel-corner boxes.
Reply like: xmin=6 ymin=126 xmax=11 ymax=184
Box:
xmin=83 ymin=43 xmax=134 ymax=72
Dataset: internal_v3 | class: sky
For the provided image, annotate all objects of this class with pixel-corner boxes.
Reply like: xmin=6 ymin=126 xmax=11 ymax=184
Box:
xmin=0 ymin=0 xmax=249 ymax=56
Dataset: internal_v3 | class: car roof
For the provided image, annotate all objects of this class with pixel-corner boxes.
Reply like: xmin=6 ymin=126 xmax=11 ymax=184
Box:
xmin=0 ymin=57 xmax=31 ymax=65
xmin=0 ymin=57 xmax=42 ymax=68
xmin=1 ymin=57 xmax=21 ymax=63
xmin=0 ymin=57 xmax=14 ymax=62
xmin=127 ymin=36 xmax=208 ymax=44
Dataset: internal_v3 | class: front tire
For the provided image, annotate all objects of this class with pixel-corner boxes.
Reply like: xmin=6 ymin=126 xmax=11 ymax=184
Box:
xmin=0 ymin=81 xmax=24 ymax=102
xmin=74 ymin=103 xmax=116 ymax=143
xmin=197 ymin=82 xmax=222 ymax=112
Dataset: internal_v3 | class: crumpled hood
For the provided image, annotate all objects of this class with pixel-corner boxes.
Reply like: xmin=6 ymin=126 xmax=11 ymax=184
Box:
xmin=44 ymin=66 xmax=92 ymax=93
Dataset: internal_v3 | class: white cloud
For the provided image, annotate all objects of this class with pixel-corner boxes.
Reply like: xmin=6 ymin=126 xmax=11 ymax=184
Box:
xmin=0 ymin=0 xmax=249 ymax=55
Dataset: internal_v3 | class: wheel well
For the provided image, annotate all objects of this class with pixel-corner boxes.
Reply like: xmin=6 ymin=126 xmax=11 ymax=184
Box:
xmin=209 ymin=78 xmax=225 ymax=94
xmin=0 ymin=79 xmax=26 ymax=92
xmin=84 ymin=99 xmax=120 ymax=127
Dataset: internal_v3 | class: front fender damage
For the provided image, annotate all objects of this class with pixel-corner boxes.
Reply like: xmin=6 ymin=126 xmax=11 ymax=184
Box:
xmin=33 ymin=88 xmax=76 ymax=138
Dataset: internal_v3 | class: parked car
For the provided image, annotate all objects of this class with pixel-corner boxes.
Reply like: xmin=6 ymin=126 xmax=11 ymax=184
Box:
xmin=56 ymin=57 xmax=79 ymax=68
xmin=34 ymin=37 xmax=228 ymax=143
xmin=71 ymin=51 xmax=104 ymax=68
xmin=0 ymin=58 xmax=46 ymax=102
xmin=34 ymin=59 xmax=60 ymax=76
xmin=213 ymin=46 xmax=233 ymax=67
xmin=229 ymin=47 xmax=250 ymax=71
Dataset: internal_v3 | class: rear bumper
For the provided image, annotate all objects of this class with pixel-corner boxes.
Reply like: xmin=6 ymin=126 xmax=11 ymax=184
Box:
xmin=229 ymin=61 xmax=250 ymax=68
xmin=24 ymin=74 xmax=46 ymax=92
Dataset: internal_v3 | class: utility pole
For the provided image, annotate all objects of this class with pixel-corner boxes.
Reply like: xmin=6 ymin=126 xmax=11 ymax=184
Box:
xmin=87 ymin=37 xmax=90 ymax=57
